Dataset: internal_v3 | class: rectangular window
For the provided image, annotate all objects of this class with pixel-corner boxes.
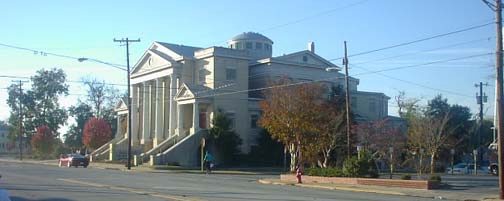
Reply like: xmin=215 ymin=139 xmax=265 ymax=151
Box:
xmin=250 ymin=114 xmax=259 ymax=128
xmin=236 ymin=42 xmax=242 ymax=49
xmin=199 ymin=68 xmax=206 ymax=85
xmin=255 ymin=42 xmax=262 ymax=50
xmin=369 ymin=100 xmax=376 ymax=112
xmin=246 ymin=42 xmax=253 ymax=49
xmin=226 ymin=68 xmax=237 ymax=81
xmin=265 ymin=44 xmax=271 ymax=50
xmin=226 ymin=113 xmax=236 ymax=129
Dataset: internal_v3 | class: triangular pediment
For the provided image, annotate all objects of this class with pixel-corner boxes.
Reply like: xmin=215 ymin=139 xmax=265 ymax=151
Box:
xmin=275 ymin=50 xmax=339 ymax=69
xmin=131 ymin=44 xmax=177 ymax=75
xmin=114 ymin=98 xmax=128 ymax=112
xmin=175 ymin=83 xmax=195 ymax=101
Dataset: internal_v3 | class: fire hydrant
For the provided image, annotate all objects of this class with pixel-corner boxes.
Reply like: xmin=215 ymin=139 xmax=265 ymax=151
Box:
xmin=296 ymin=167 xmax=302 ymax=184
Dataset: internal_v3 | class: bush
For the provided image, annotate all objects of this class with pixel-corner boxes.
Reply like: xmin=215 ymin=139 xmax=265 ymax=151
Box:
xmin=306 ymin=167 xmax=345 ymax=177
xmin=429 ymin=175 xmax=442 ymax=182
xmin=342 ymin=153 xmax=378 ymax=178
xmin=401 ymin=174 xmax=412 ymax=180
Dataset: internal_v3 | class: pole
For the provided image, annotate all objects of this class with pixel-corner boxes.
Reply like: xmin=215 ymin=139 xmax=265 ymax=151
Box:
xmin=343 ymin=41 xmax=351 ymax=160
xmin=15 ymin=80 xmax=26 ymax=161
xmin=495 ymin=0 xmax=504 ymax=198
xmin=114 ymin=38 xmax=140 ymax=170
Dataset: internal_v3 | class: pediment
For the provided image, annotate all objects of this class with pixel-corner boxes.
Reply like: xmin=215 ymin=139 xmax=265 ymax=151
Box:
xmin=275 ymin=51 xmax=339 ymax=69
xmin=131 ymin=45 xmax=176 ymax=76
xmin=114 ymin=98 xmax=128 ymax=112
xmin=175 ymin=84 xmax=195 ymax=101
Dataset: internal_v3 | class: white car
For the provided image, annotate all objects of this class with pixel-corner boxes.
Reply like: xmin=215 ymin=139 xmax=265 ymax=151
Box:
xmin=446 ymin=163 xmax=488 ymax=174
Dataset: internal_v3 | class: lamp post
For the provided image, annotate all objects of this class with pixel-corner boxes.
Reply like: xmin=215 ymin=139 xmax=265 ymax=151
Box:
xmin=450 ymin=149 xmax=455 ymax=175
xmin=389 ymin=147 xmax=394 ymax=179
xmin=77 ymin=57 xmax=130 ymax=169
xmin=473 ymin=149 xmax=479 ymax=175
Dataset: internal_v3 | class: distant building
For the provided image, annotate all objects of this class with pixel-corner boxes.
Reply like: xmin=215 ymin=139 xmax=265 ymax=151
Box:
xmin=93 ymin=32 xmax=390 ymax=166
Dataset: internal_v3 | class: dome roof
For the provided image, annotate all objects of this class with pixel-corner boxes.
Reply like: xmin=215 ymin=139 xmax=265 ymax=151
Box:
xmin=230 ymin=32 xmax=273 ymax=44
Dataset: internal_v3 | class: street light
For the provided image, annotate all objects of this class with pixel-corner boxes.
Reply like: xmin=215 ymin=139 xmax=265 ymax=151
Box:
xmin=389 ymin=147 xmax=394 ymax=179
xmin=473 ymin=149 xmax=479 ymax=175
xmin=78 ymin=57 xmax=132 ymax=170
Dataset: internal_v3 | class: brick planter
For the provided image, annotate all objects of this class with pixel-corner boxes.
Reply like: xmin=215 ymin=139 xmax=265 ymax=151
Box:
xmin=280 ymin=174 xmax=440 ymax=190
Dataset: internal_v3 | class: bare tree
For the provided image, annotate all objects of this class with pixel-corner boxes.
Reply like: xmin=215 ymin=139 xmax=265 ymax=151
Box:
xmin=82 ymin=78 xmax=120 ymax=118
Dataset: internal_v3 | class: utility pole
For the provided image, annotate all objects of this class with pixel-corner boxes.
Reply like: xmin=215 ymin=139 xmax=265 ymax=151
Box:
xmin=114 ymin=38 xmax=140 ymax=170
xmin=13 ymin=80 xmax=27 ymax=161
xmin=343 ymin=41 xmax=352 ymax=159
xmin=475 ymin=82 xmax=488 ymax=150
xmin=482 ymin=0 xmax=504 ymax=198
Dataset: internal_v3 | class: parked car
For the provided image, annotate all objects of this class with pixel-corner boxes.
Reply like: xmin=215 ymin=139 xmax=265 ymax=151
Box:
xmin=489 ymin=162 xmax=498 ymax=175
xmin=446 ymin=163 xmax=469 ymax=174
xmin=446 ymin=163 xmax=488 ymax=174
xmin=58 ymin=154 xmax=89 ymax=168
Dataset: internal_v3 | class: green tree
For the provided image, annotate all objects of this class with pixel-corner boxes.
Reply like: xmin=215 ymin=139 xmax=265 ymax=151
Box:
xmin=207 ymin=111 xmax=242 ymax=165
xmin=7 ymin=68 xmax=69 ymax=141
xmin=247 ymin=129 xmax=284 ymax=166
xmin=64 ymin=102 xmax=93 ymax=149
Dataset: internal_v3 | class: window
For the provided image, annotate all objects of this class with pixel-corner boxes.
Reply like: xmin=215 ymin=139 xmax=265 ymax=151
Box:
xmin=198 ymin=69 xmax=206 ymax=84
xmin=226 ymin=113 xmax=236 ymax=129
xmin=236 ymin=42 xmax=242 ymax=49
xmin=369 ymin=99 xmax=376 ymax=112
xmin=226 ymin=68 xmax=237 ymax=81
xmin=250 ymin=114 xmax=259 ymax=128
xmin=302 ymin=55 xmax=308 ymax=62
xmin=265 ymin=44 xmax=271 ymax=50
xmin=255 ymin=42 xmax=262 ymax=50
xmin=246 ymin=42 xmax=253 ymax=49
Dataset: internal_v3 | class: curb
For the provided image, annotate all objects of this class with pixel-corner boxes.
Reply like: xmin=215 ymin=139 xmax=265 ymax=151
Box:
xmin=258 ymin=179 xmax=408 ymax=196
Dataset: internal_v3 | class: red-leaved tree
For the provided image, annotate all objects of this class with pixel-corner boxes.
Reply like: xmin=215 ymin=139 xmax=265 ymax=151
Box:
xmin=31 ymin=125 xmax=56 ymax=157
xmin=83 ymin=117 xmax=112 ymax=150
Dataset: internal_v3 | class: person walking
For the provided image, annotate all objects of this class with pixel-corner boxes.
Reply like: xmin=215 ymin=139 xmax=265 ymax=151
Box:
xmin=203 ymin=151 xmax=214 ymax=174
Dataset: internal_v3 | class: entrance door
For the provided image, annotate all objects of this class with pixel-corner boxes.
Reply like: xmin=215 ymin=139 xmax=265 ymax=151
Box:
xmin=199 ymin=112 xmax=207 ymax=129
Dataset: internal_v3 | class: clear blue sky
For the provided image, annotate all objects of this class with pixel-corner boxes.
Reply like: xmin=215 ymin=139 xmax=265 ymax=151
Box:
xmin=0 ymin=0 xmax=497 ymax=132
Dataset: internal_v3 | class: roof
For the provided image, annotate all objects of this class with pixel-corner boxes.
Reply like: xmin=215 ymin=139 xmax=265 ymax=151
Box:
xmin=230 ymin=32 xmax=273 ymax=44
xmin=156 ymin=42 xmax=202 ymax=57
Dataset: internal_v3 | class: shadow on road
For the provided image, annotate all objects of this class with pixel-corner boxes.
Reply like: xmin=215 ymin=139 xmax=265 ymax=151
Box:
xmin=10 ymin=196 xmax=75 ymax=201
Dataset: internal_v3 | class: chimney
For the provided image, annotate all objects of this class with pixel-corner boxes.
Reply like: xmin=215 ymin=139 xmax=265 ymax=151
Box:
xmin=308 ymin=42 xmax=315 ymax=53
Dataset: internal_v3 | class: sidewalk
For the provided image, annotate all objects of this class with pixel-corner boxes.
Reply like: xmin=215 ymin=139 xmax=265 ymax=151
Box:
xmin=0 ymin=158 xmax=265 ymax=175
xmin=258 ymin=178 xmax=501 ymax=201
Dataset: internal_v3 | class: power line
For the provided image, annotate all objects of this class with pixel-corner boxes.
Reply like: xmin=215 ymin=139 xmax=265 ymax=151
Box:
xmin=353 ymin=37 xmax=493 ymax=65
xmin=329 ymin=21 xmax=494 ymax=61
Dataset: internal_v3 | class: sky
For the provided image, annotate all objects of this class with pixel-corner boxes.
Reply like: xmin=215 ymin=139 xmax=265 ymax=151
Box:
xmin=0 ymin=0 xmax=498 ymax=135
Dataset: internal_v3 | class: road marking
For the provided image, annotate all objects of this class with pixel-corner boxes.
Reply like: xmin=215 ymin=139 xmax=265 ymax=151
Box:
xmin=58 ymin=178 xmax=204 ymax=201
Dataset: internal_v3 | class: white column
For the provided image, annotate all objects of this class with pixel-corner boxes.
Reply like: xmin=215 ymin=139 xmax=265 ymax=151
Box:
xmin=169 ymin=75 xmax=177 ymax=136
xmin=130 ymin=84 xmax=139 ymax=144
xmin=177 ymin=104 xmax=183 ymax=136
xmin=141 ymin=82 xmax=151 ymax=145
xmin=116 ymin=115 xmax=122 ymax=139
xmin=154 ymin=78 xmax=164 ymax=147
xmin=192 ymin=101 xmax=199 ymax=134
xmin=163 ymin=78 xmax=169 ymax=139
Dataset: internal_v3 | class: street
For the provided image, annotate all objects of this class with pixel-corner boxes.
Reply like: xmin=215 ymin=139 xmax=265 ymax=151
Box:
xmin=0 ymin=162 xmax=436 ymax=201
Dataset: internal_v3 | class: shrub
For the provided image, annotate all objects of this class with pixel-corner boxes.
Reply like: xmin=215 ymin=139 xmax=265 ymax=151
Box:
xmin=429 ymin=175 xmax=442 ymax=182
xmin=401 ymin=174 xmax=412 ymax=180
xmin=306 ymin=167 xmax=345 ymax=177
xmin=31 ymin=125 xmax=56 ymax=159
xmin=342 ymin=153 xmax=378 ymax=178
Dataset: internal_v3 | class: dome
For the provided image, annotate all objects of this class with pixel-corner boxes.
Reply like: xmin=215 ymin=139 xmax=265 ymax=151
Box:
xmin=230 ymin=32 xmax=273 ymax=44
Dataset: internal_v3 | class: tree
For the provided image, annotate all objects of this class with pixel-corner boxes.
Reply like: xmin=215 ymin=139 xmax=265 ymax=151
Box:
xmin=408 ymin=111 xmax=452 ymax=174
xmin=31 ymin=125 xmax=56 ymax=158
xmin=64 ymin=102 xmax=93 ymax=150
xmin=7 ymin=68 xmax=68 ymax=141
xmin=207 ymin=111 xmax=242 ymax=165
xmin=259 ymin=78 xmax=326 ymax=171
xmin=83 ymin=117 xmax=112 ymax=150
xmin=82 ymin=78 xmax=122 ymax=138
xmin=247 ymin=129 xmax=284 ymax=166
xmin=395 ymin=91 xmax=420 ymax=119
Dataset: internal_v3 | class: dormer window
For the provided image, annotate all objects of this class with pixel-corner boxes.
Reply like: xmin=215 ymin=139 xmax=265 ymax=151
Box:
xmin=236 ymin=42 xmax=242 ymax=49
xmin=303 ymin=55 xmax=308 ymax=62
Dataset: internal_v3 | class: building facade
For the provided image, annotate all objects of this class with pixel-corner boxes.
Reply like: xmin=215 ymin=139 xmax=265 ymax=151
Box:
xmin=93 ymin=32 xmax=389 ymax=166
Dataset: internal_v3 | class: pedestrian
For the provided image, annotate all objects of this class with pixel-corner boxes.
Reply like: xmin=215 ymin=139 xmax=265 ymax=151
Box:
xmin=203 ymin=151 xmax=214 ymax=174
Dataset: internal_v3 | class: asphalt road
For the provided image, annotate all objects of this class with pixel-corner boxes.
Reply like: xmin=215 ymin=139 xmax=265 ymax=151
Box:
xmin=0 ymin=162 xmax=436 ymax=201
